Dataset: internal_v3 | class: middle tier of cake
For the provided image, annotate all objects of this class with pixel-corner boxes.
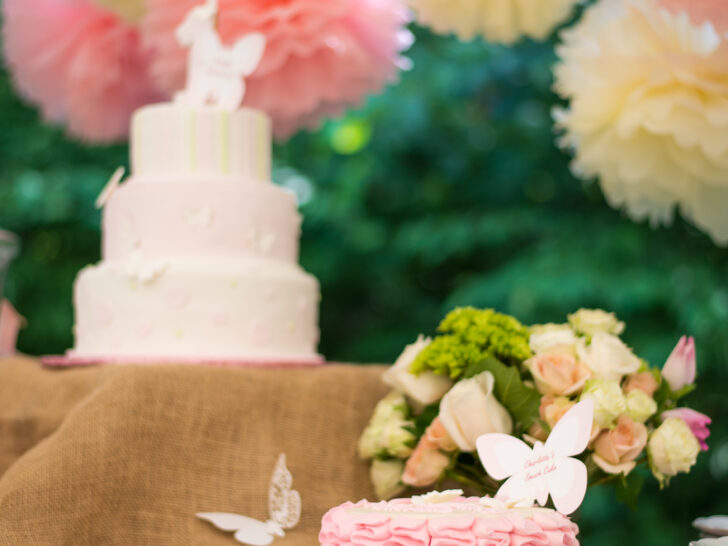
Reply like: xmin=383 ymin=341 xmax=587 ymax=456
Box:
xmin=72 ymin=259 xmax=320 ymax=362
xmin=103 ymin=177 xmax=303 ymax=263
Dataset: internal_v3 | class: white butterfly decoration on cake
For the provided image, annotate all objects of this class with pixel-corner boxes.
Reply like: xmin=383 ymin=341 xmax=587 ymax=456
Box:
xmin=95 ymin=167 xmax=125 ymax=209
xmin=197 ymin=454 xmax=301 ymax=546
xmin=476 ymin=399 xmax=594 ymax=515
xmin=175 ymin=0 xmax=266 ymax=110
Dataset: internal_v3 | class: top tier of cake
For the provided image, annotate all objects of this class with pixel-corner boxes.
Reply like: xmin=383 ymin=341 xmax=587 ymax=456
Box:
xmin=130 ymin=103 xmax=271 ymax=181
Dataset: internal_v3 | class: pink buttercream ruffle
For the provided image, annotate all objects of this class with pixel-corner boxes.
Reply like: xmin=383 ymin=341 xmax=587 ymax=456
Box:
xmin=319 ymin=497 xmax=580 ymax=546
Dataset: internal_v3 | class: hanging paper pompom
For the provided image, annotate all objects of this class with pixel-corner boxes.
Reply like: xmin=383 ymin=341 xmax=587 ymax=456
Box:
xmin=553 ymin=0 xmax=728 ymax=245
xmin=409 ymin=0 xmax=580 ymax=44
xmin=141 ymin=0 xmax=413 ymax=138
xmin=2 ymin=0 xmax=162 ymax=143
xmin=660 ymin=0 xmax=728 ymax=31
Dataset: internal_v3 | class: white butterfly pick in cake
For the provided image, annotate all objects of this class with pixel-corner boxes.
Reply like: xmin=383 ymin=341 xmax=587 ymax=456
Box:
xmin=60 ymin=0 xmax=322 ymax=365
xmin=198 ymin=454 xmax=301 ymax=546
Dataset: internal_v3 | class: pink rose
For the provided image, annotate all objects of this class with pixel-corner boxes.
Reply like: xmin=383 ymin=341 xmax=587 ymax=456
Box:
xmin=623 ymin=372 xmax=658 ymax=397
xmin=527 ymin=353 xmax=591 ymax=396
xmin=661 ymin=336 xmax=696 ymax=391
xmin=402 ymin=432 xmax=450 ymax=488
xmin=592 ymin=415 xmax=647 ymax=475
xmin=662 ymin=408 xmax=712 ymax=451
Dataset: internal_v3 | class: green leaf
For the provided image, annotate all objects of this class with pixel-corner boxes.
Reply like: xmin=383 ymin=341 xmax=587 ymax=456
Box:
xmin=653 ymin=377 xmax=672 ymax=409
xmin=411 ymin=403 xmax=440 ymax=439
xmin=615 ymin=471 xmax=645 ymax=511
xmin=671 ymin=383 xmax=696 ymax=401
xmin=464 ymin=357 xmax=541 ymax=429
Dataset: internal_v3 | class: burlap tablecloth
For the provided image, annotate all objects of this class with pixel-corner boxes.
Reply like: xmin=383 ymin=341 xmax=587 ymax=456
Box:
xmin=0 ymin=356 xmax=389 ymax=545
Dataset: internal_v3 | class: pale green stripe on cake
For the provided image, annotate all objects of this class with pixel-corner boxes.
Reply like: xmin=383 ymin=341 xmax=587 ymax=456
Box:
xmin=220 ymin=110 xmax=229 ymax=174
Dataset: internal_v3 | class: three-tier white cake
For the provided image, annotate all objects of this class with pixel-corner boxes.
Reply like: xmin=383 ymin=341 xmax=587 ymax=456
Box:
xmin=69 ymin=103 xmax=321 ymax=364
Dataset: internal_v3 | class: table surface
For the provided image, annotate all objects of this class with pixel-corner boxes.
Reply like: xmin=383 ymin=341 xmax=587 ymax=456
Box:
xmin=0 ymin=355 xmax=389 ymax=545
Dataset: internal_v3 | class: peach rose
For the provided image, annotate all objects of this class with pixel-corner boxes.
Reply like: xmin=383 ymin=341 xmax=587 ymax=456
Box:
xmin=623 ymin=372 xmax=658 ymax=397
xmin=592 ymin=415 xmax=648 ymax=475
xmin=527 ymin=353 xmax=591 ymax=396
xmin=424 ymin=417 xmax=458 ymax=453
xmin=402 ymin=435 xmax=450 ymax=488
xmin=540 ymin=396 xmax=576 ymax=429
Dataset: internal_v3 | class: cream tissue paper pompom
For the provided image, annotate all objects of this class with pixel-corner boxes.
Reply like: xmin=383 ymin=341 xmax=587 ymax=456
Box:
xmin=553 ymin=0 xmax=728 ymax=245
xmin=410 ymin=0 xmax=580 ymax=44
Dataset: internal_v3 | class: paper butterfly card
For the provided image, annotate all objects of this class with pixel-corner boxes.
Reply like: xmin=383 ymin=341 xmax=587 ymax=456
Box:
xmin=476 ymin=399 xmax=595 ymax=515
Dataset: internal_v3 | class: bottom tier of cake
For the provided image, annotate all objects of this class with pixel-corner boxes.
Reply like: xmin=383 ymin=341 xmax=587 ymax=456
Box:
xmin=70 ymin=259 xmax=320 ymax=363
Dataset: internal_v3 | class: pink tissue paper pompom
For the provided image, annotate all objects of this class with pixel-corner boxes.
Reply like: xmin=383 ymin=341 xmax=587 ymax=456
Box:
xmin=660 ymin=0 xmax=728 ymax=32
xmin=141 ymin=0 xmax=413 ymax=138
xmin=2 ymin=0 xmax=163 ymax=143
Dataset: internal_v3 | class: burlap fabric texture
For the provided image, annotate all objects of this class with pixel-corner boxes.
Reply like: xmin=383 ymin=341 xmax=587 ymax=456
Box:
xmin=0 ymin=356 xmax=389 ymax=545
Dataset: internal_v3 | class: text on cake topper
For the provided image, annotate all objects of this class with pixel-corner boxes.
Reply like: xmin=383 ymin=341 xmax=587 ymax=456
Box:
xmin=197 ymin=454 xmax=301 ymax=545
xmin=476 ymin=399 xmax=594 ymax=515
xmin=175 ymin=0 xmax=266 ymax=110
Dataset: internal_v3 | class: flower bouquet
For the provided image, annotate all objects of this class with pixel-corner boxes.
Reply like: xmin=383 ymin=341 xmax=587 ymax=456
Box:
xmin=359 ymin=307 xmax=711 ymax=505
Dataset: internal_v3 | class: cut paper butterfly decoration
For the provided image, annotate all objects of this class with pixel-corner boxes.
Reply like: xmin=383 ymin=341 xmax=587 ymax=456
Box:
xmin=476 ymin=399 xmax=594 ymax=515
xmin=95 ymin=167 xmax=125 ymax=209
xmin=197 ymin=454 xmax=301 ymax=545
xmin=175 ymin=0 xmax=266 ymax=110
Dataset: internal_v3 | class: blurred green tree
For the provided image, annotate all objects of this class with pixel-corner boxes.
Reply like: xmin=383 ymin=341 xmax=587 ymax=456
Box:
xmin=1 ymin=20 xmax=726 ymax=544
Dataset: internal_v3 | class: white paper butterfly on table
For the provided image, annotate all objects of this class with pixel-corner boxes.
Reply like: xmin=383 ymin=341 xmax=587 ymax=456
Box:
xmin=175 ymin=0 xmax=266 ymax=110
xmin=197 ymin=454 xmax=301 ymax=545
xmin=476 ymin=399 xmax=594 ymax=515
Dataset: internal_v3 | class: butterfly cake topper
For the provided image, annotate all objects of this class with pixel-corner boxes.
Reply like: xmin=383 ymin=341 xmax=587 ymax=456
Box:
xmin=197 ymin=454 xmax=301 ymax=545
xmin=476 ymin=399 xmax=594 ymax=515
xmin=175 ymin=0 xmax=266 ymax=109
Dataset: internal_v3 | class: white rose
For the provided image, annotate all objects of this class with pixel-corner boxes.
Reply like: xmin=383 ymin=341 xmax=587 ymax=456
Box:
xmin=648 ymin=418 xmax=700 ymax=484
xmin=358 ymin=392 xmax=416 ymax=459
xmin=371 ymin=391 xmax=409 ymax=422
xmin=580 ymin=379 xmax=627 ymax=428
xmin=625 ymin=389 xmax=657 ymax=424
xmin=568 ymin=309 xmax=625 ymax=336
xmin=529 ymin=324 xmax=578 ymax=356
xmin=577 ymin=331 xmax=641 ymax=382
xmin=383 ymin=335 xmax=453 ymax=406
xmin=370 ymin=459 xmax=406 ymax=500
xmin=438 ymin=371 xmax=513 ymax=452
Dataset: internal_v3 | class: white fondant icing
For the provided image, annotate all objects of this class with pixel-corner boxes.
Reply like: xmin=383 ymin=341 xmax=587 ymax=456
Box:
xmin=102 ymin=178 xmax=301 ymax=264
xmin=72 ymin=260 xmax=319 ymax=361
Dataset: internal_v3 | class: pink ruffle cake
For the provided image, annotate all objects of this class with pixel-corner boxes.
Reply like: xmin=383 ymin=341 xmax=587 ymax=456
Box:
xmin=319 ymin=497 xmax=579 ymax=546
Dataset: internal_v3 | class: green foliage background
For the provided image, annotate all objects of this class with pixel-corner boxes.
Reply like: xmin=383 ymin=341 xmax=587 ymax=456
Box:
xmin=1 ymin=17 xmax=727 ymax=544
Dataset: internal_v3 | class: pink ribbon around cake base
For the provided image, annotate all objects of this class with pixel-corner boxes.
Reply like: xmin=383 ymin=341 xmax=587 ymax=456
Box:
xmin=41 ymin=352 xmax=325 ymax=368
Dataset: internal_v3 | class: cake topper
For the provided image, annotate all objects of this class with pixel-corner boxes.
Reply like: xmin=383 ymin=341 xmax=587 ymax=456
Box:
xmin=197 ymin=454 xmax=301 ymax=545
xmin=175 ymin=0 xmax=266 ymax=110
xmin=476 ymin=399 xmax=594 ymax=515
